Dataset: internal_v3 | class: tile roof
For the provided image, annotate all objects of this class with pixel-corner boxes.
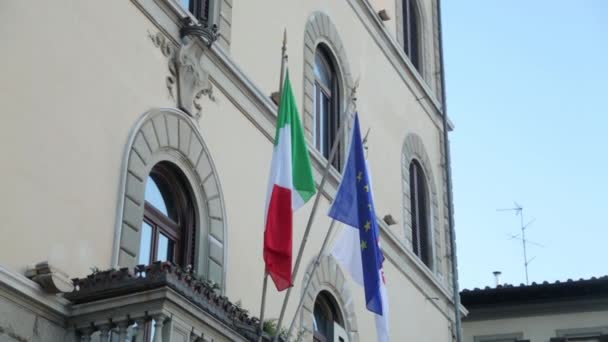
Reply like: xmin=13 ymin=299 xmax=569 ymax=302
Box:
xmin=460 ymin=276 xmax=608 ymax=308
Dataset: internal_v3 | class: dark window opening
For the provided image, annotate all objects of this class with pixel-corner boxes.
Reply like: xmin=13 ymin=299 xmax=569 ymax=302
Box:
xmin=181 ymin=0 xmax=212 ymax=26
xmin=313 ymin=291 xmax=345 ymax=342
xmin=409 ymin=160 xmax=431 ymax=267
xmin=139 ymin=162 xmax=196 ymax=268
xmin=402 ymin=0 xmax=420 ymax=71
xmin=314 ymin=45 xmax=341 ymax=170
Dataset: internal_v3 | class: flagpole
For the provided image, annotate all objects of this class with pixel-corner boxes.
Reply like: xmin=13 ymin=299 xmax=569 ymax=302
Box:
xmin=284 ymin=85 xmax=360 ymax=339
xmin=258 ymin=28 xmax=288 ymax=342
xmin=285 ymin=219 xmax=337 ymax=339
xmin=273 ymin=80 xmax=359 ymax=342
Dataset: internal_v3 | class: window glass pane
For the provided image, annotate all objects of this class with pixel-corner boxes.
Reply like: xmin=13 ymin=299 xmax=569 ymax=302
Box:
xmin=179 ymin=0 xmax=190 ymax=10
xmin=138 ymin=222 xmax=153 ymax=265
xmin=145 ymin=176 xmax=169 ymax=215
xmin=314 ymin=53 xmax=332 ymax=88
xmin=314 ymin=85 xmax=320 ymax=150
xmin=157 ymin=233 xmax=175 ymax=263
xmin=408 ymin=0 xmax=419 ymax=69
xmin=157 ymin=234 xmax=169 ymax=262
xmin=409 ymin=162 xmax=419 ymax=256
xmin=321 ymin=94 xmax=330 ymax=157
xmin=416 ymin=162 xmax=429 ymax=265
xmin=313 ymin=292 xmax=344 ymax=340
xmin=313 ymin=302 xmax=330 ymax=337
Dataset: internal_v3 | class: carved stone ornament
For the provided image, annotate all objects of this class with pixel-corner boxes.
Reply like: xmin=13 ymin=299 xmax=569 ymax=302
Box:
xmin=25 ymin=261 xmax=74 ymax=294
xmin=148 ymin=31 xmax=215 ymax=119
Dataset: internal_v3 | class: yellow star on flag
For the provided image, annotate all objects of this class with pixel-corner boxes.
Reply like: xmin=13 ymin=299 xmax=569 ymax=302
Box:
xmin=361 ymin=240 xmax=368 ymax=250
xmin=357 ymin=171 xmax=363 ymax=182
xmin=364 ymin=184 xmax=369 ymax=192
xmin=364 ymin=220 xmax=371 ymax=232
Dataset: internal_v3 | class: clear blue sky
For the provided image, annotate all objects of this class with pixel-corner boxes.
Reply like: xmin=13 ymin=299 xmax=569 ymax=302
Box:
xmin=443 ymin=1 xmax=608 ymax=290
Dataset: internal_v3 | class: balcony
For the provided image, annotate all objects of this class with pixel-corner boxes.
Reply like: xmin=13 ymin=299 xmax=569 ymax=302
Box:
xmin=65 ymin=262 xmax=260 ymax=342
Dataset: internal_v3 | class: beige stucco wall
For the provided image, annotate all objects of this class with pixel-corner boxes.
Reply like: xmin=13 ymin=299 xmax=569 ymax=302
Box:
xmin=463 ymin=310 xmax=608 ymax=342
xmin=0 ymin=1 xmax=174 ymax=276
xmin=0 ymin=0 xmax=455 ymax=340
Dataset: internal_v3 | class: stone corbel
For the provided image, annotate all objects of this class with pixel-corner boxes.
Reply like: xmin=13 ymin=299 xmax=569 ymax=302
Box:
xmin=176 ymin=36 xmax=216 ymax=119
xmin=148 ymin=31 xmax=215 ymax=119
xmin=25 ymin=261 xmax=74 ymax=294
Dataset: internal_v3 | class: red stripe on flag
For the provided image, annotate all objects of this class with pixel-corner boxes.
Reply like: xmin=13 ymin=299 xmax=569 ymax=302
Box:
xmin=264 ymin=184 xmax=293 ymax=291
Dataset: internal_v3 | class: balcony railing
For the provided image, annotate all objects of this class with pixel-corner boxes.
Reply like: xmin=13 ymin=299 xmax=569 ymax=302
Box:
xmin=65 ymin=262 xmax=260 ymax=342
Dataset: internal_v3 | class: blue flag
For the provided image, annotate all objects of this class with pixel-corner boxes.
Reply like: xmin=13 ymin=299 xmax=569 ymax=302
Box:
xmin=329 ymin=113 xmax=385 ymax=315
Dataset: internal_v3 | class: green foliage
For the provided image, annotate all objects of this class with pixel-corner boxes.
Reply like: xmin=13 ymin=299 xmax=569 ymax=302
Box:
xmin=262 ymin=319 xmax=305 ymax=342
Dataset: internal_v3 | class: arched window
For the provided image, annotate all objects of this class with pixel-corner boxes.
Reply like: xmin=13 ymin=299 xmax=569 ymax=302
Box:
xmin=409 ymin=160 xmax=431 ymax=267
xmin=138 ymin=162 xmax=196 ymax=267
xmin=402 ymin=0 xmax=420 ymax=71
xmin=314 ymin=45 xmax=341 ymax=169
xmin=313 ymin=291 xmax=347 ymax=342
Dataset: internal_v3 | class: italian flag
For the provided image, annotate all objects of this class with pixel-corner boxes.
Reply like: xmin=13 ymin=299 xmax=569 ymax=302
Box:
xmin=264 ymin=70 xmax=316 ymax=291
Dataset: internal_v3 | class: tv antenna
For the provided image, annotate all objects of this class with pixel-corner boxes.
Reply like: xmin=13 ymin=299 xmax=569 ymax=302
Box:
xmin=497 ymin=202 xmax=543 ymax=285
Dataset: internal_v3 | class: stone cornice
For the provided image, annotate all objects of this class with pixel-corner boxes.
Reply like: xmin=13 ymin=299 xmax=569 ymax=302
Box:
xmin=346 ymin=0 xmax=447 ymax=129
xmin=0 ymin=265 xmax=70 ymax=324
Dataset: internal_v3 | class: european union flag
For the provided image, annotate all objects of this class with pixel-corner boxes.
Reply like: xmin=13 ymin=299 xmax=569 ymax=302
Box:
xmin=329 ymin=113 xmax=385 ymax=315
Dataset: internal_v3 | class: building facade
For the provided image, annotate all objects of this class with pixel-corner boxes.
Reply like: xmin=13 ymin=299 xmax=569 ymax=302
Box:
xmin=0 ymin=0 xmax=461 ymax=340
xmin=461 ymin=277 xmax=608 ymax=342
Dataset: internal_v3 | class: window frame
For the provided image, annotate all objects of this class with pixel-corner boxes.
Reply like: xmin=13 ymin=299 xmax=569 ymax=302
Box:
xmin=313 ymin=291 xmax=346 ymax=342
xmin=188 ymin=0 xmax=211 ymax=26
xmin=313 ymin=45 xmax=342 ymax=170
xmin=140 ymin=162 xmax=197 ymax=267
xmin=409 ymin=159 xmax=432 ymax=267
xmin=473 ymin=332 xmax=525 ymax=342
xmin=179 ymin=0 xmax=220 ymax=29
xmin=400 ymin=0 xmax=421 ymax=71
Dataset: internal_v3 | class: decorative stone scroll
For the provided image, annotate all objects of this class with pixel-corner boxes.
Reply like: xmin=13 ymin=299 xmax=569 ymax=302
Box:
xmin=148 ymin=31 xmax=216 ymax=119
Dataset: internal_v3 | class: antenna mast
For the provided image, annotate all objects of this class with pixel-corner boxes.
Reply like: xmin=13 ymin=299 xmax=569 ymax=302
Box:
xmin=497 ymin=202 xmax=541 ymax=285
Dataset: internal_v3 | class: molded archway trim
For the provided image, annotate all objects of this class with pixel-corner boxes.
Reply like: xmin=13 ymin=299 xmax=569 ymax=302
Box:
xmin=299 ymin=254 xmax=359 ymax=341
xmin=401 ymin=133 xmax=442 ymax=277
xmin=112 ymin=108 xmax=227 ymax=289
xmin=302 ymin=11 xmax=354 ymax=142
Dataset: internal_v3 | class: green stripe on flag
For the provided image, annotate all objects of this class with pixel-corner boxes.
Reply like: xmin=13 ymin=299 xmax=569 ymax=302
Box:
xmin=275 ymin=71 xmax=316 ymax=203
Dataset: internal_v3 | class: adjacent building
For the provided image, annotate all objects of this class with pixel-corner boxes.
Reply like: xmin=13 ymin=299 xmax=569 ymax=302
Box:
xmin=0 ymin=0 xmax=461 ymax=340
xmin=461 ymin=277 xmax=608 ymax=342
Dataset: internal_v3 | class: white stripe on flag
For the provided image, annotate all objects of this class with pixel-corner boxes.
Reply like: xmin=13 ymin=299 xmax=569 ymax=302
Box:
xmin=375 ymin=269 xmax=390 ymax=342
xmin=331 ymin=225 xmax=390 ymax=342
xmin=331 ymin=224 xmax=363 ymax=286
